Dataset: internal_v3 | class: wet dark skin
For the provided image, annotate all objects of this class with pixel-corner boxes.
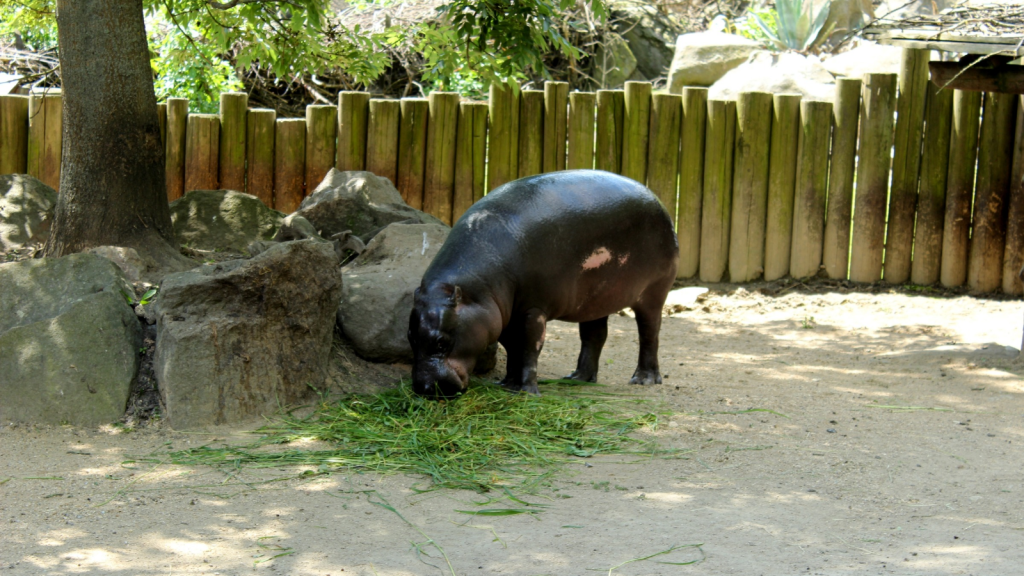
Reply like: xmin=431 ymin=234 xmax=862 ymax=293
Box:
xmin=409 ymin=170 xmax=679 ymax=398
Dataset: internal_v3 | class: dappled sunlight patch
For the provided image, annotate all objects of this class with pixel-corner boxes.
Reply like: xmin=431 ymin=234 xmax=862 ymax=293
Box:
xmin=37 ymin=528 xmax=88 ymax=547
xmin=636 ymin=491 xmax=695 ymax=505
xmin=903 ymin=544 xmax=991 ymax=569
xmin=155 ymin=538 xmax=210 ymax=555
xmin=832 ymin=386 xmax=896 ymax=398
xmin=60 ymin=548 xmax=119 ymax=568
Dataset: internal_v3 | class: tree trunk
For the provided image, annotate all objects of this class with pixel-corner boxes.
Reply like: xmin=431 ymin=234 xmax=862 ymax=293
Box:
xmin=45 ymin=0 xmax=179 ymax=263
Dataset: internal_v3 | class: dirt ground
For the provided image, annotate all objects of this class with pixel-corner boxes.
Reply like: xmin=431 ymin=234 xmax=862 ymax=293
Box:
xmin=2 ymin=285 xmax=1023 ymax=576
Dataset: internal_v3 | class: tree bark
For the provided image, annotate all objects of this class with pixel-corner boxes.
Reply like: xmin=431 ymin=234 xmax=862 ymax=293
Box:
xmin=45 ymin=0 xmax=179 ymax=262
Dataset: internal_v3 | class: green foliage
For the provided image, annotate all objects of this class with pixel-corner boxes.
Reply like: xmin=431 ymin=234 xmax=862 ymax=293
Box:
xmin=736 ymin=6 xmax=777 ymax=45
xmin=0 ymin=0 xmax=57 ymax=50
xmin=148 ymin=18 xmax=242 ymax=113
xmin=752 ymin=0 xmax=834 ymax=52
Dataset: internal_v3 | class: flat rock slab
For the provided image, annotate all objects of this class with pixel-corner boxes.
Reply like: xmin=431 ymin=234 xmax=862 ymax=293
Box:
xmin=0 ymin=174 xmax=58 ymax=250
xmin=668 ymin=31 xmax=761 ymax=91
xmin=169 ymin=189 xmax=285 ymax=253
xmin=155 ymin=240 xmax=342 ymax=428
xmin=339 ymin=223 xmax=450 ymax=362
xmin=0 ymin=253 xmax=140 ymax=425
xmin=710 ymin=51 xmax=837 ymax=103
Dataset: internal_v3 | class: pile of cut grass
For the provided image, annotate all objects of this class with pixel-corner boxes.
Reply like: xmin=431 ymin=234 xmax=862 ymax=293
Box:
xmin=158 ymin=379 xmax=666 ymax=492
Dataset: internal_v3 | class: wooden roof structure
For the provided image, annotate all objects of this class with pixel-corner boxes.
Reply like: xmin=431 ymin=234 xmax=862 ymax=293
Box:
xmin=863 ymin=2 xmax=1024 ymax=93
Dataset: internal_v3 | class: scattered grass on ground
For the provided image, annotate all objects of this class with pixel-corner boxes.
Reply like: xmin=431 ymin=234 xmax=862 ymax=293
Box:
xmin=149 ymin=378 xmax=672 ymax=492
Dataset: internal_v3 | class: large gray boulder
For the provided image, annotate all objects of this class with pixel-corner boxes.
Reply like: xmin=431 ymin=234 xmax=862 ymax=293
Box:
xmin=594 ymin=33 xmax=639 ymax=88
xmin=667 ymin=32 xmax=762 ymax=92
xmin=823 ymin=42 xmax=904 ymax=79
xmin=296 ymin=169 xmax=445 ymax=241
xmin=169 ymin=189 xmax=285 ymax=252
xmin=0 ymin=174 xmax=58 ymax=250
xmin=0 ymin=254 xmax=141 ymax=425
xmin=610 ymin=3 xmax=684 ymax=80
xmin=154 ymin=240 xmax=342 ymax=428
xmin=338 ymin=223 xmax=449 ymax=362
xmin=709 ymin=51 xmax=837 ymax=103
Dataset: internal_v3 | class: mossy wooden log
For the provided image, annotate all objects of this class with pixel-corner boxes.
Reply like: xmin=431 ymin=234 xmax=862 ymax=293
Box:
xmin=566 ymin=92 xmax=595 ymax=170
xmin=274 ymin=118 xmax=306 ymax=213
xmin=822 ymin=78 xmax=862 ymax=280
xmin=487 ymin=83 xmax=519 ymax=191
xmin=1002 ymin=96 xmax=1024 ymax=295
xmin=763 ymin=93 xmax=802 ymax=281
xmin=337 ymin=91 xmax=370 ymax=172
xmin=219 ymin=92 xmax=248 ymax=192
xmin=789 ymin=100 xmax=834 ymax=280
xmin=940 ymin=90 xmax=982 ymax=288
xmin=184 ymin=113 xmax=220 ymax=193
xmin=677 ymin=87 xmax=708 ymax=279
xmin=27 ymin=91 xmax=62 ymax=190
xmin=245 ymin=108 xmax=276 ymax=207
xmin=453 ymin=101 xmax=488 ymax=222
xmin=595 ymin=89 xmax=624 ymax=174
xmin=164 ymin=98 xmax=188 ymax=202
xmin=883 ymin=49 xmax=930 ymax=284
xmin=621 ymin=81 xmax=651 ymax=184
xmin=366 ymin=99 xmax=400 ymax=186
xmin=304 ymin=104 xmax=337 ymax=193
xmin=727 ymin=91 xmax=773 ymax=283
xmin=967 ymin=92 xmax=1017 ymax=293
xmin=910 ymin=84 xmax=954 ymax=286
xmin=849 ymin=73 xmax=898 ymax=284
xmin=397 ymin=98 xmax=429 ymax=209
xmin=156 ymin=102 xmax=167 ymax=147
xmin=517 ymin=90 xmax=545 ymax=178
xmin=646 ymin=93 xmax=682 ymax=218
xmin=543 ymin=81 xmax=569 ymax=172
xmin=699 ymin=99 xmax=736 ymax=283
xmin=424 ymin=92 xmax=460 ymax=225
xmin=0 ymin=95 xmax=29 ymax=174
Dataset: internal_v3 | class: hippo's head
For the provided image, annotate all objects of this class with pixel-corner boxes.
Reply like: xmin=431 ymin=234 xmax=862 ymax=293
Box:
xmin=409 ymin=283 xmax=489 ymax=398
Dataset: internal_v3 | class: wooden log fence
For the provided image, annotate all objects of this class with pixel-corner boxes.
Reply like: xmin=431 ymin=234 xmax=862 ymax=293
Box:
xmin=1 ymin=51 xmax=1022 ymax=295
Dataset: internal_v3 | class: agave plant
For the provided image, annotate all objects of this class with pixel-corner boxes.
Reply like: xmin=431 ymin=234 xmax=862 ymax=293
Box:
xmin=753 ymin=0 xmax=835 ymax=52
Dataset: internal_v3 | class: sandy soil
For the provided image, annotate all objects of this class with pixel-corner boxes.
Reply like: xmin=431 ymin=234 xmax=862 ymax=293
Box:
xmin=2 ymin=286 xmax=1023 ymax=576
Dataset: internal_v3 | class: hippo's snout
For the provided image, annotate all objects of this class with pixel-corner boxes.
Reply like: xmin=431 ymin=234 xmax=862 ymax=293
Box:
xmin=412 ymin=357 xmax=467 ymax=399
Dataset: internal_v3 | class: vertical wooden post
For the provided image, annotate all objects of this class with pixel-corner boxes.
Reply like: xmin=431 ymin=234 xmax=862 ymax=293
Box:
xmin=305 ymin=104 xmax=338 ymax=193
xmin=621 ymin=81 xmax=651 ymax=183
xmin=884 ymin=49 xmax=930 ymax=284
xmin=677 ymin=87 xmax=708 ymax=279
xmin=27 ymin=90 xmax=62 ymax=190
xmin=727 ymin=91 xmax=773 ymax=282
xmin=165 ymin=98 xmax=188 ymax=202
xmin=1003 ymin=95 xmax=1024 ymax=295
xmin=910 ymin=84 xmax=954 ymax=286
xmin=763 ymin=94 xmax=802 ymax=281
xmin=543 ymin=81 xmax=569 ymax=173
xmin=566 ymin=92 xmax=595 ymax=170
xmin=517 ymin=90 xmax=545 ymax=178
xmin=337 ymin=91 xmax=369 ymax=172
xmin=698 ymin=99 xmax=736 ymax=283
xmin=246 ymin=108 xmax=276 ymax=207
xmin=940 ymin=90 xmax=982 ymax=288
xmin=219 ymin=92 xmax=248 ymax=191
xmin=595 ymin=90 xmax=624 ymax=174
xmin=184 ymin=113 xmax=220 ymax=192
xmin=0 ymin=95 xmax=29 ymax=174
xmin=967 ymin=92 xmax=1017 ymax=293
xmin=397 ymin=98 xmax=429 ymax=209
xmin=487 ymin=83 xmax=519 ymax=191
xmin=453 ymin=101 xmax=488 ymax=222
xmin=423 ymin=92 xmax=460 ymax=225
xmin=366 ymin=99 xmax=400 ymax=186
xmin=274 ymin=118 xmax=306 ymax=213
xmin=647 ymin=93 xmax=682 ymax=218
xmin=849 ymin=73 xmax=898 ymax=284
xmin=822 ymin=78 xmax=862 ymax=280
xmin=156 ymin=102 xmax=167 ymax=147
xmin=789 ymin=100 xmax=834 ymax=279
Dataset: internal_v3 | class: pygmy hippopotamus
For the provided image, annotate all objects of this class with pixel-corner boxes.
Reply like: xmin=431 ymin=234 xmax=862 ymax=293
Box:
xmin=408 ymin=169 xmax=679 ymax=397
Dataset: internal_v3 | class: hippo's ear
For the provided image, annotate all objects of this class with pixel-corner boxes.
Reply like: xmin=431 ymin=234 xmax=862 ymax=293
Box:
xmin=438 ymin=283 xmax=463 ymax=307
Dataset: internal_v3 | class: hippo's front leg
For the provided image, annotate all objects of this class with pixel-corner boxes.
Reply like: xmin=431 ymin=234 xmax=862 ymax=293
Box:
xmin=498 ymin=308 xmax=547 ymax=395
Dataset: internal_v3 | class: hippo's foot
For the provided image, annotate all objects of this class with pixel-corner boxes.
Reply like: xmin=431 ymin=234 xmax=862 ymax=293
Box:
xmin=564 ymin=369 xmax=598 ymax=383
xmin=497 ymin=374 xmax=541 ymax=396
xmin=629 ymin=368 xmax=662 ymax=385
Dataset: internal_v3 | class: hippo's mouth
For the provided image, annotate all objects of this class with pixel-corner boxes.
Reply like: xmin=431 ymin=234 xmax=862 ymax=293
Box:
xmin=412 ymin=357 xmax=469 ymax=399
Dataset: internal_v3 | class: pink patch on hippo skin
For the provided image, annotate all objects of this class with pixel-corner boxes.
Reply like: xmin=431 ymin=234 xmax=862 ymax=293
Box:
xmin=618 ymin=252 xmax=629 ymax=265
xmin=582 ymin=247 xmax=612 ymax=270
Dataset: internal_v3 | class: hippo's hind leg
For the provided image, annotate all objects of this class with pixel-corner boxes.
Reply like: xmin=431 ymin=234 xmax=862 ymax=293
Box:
xmin=629 ymin=277 xmax=673 ymax=385
xmin=497 ymin=309 xmax=547 ymax=395
xmin=565 ymin=316 xmax=608 ymax=383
